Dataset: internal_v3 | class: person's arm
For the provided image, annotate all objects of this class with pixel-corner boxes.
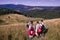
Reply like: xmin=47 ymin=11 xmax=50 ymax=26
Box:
xmin=36 ymin=24 xmax=38 ymax=33
xmin=29 ymin=25 xmax=31 ymax=30
xmin=35 ymin=24 xmax=38 ymax=36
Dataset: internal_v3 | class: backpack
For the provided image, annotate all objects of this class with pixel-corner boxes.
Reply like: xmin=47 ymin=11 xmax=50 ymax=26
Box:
xmin=30 ymin=30 xmax=35 ymax=35
xmin=41 ymin=25 xmax=45 ymax=31
xmin=30 ymin=27 xmax=35 ymax=35
xmin=37 ymin=27 xmax=41 ymax=33
xmin=27 ymin=29 xmax=35 ymax=36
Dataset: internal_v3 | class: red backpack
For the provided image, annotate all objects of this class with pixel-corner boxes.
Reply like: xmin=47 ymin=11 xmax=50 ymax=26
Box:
xmin=37 ymin=27 xmax=41 ymax=33
xmin=27 ymin=29 xmax=35 ymax=36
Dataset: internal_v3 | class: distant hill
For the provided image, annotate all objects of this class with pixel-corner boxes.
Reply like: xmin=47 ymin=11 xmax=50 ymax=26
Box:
xmin=0 ymin=4 xmax=33 ymax=12
xmin=23 ymin=9 xmax=60 ymax=19
xmin=0 ymin=8 xmax=23 ymax=15
xmin=0 ymin=4 xmax=60 ymax=12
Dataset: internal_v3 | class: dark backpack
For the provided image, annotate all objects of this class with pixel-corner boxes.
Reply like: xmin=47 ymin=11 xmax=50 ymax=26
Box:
xmin=41 ymin=25 xmax=45 ymax=31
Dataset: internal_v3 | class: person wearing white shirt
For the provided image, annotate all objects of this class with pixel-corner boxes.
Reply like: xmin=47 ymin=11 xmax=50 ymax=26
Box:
xmin=28 ymin=21 xmax=35 ymax=38
xmin=35 ymin=21 xmax=41 ymax=37
xmin=40 ymin=20 xmax=45 ymax=37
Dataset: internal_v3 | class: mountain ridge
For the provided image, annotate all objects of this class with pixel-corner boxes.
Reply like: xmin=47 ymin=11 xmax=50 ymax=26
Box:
xmin=0 ymin=4 xmax=60 ymax=12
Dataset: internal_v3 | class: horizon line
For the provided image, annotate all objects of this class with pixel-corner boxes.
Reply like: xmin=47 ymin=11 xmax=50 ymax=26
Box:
xmin=0 ymin=4 xmax=60 ymax=7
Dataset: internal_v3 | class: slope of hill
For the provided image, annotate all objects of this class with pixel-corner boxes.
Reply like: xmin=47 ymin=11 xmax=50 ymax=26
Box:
xmin=0 ymin=14 xmax=29 ymax=24
xmin=33 ymin=18 xmax=60 ymax=40
xmin=0 ymin=14 xmax=43 ymax=25
xmin=0 ymin=18 xmax=60 ymax=40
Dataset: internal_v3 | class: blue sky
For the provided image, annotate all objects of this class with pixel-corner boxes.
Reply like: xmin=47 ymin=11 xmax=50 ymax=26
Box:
xmin=0 ymin=0 xmax=60 ymax=6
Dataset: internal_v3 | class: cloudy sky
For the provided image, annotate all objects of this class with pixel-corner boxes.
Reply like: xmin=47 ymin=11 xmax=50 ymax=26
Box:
xmin=0 ymin=0 xmax=60 ymax=6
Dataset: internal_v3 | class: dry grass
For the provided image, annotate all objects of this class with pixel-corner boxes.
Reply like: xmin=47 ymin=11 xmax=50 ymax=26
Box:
xmin=0 ymin=14 xmax=42 ymax=25
xmin=0 ymin=14 xmax=60 ymax=40
xmin=44 ymin=18 xmax=60 ymax=40
xmin=0 ymin=14 xmax=29 ymax=24
xmin=0 ymin=23 xmax=26 ymax=40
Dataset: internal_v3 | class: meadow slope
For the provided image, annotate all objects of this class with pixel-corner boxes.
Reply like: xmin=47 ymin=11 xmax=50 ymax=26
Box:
xmin=0 ymin=14 xmax=60 ymax=40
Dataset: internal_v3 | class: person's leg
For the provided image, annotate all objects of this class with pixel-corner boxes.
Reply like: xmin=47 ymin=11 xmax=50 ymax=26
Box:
xmin=40 ymin=32 xmax=42 ymax=37
xmin=41 ymin=30 xmax=45 ymax=37
xmin=35 ymin=32 xmax=38 ymax=37
xmin=38 ymin=32 xmax=41 ymax=37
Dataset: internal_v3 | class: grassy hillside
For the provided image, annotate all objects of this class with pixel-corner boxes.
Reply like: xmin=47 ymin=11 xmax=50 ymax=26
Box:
xmin=0 ymin=14 xmax=28 ymax=24
xmin=0 ymin=18 xmax=60 ymax=40
xmin=0 ymin=14 xmax=42 ymax=25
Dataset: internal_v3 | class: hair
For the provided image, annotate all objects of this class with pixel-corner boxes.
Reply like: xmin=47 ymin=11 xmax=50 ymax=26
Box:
xmin=37 ymin=21 xmax=39 ymax=23
xmin=26 ymin=21 xmax=28 ymax=23
xmin=41 ymin=20 xmax=43 ymax=22
xmin=30 ymin=21 xmax=33 ymax=24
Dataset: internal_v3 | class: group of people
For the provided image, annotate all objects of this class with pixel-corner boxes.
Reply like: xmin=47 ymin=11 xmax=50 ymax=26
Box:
xmin=25 ymin=20 xmax=45 ymax=38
